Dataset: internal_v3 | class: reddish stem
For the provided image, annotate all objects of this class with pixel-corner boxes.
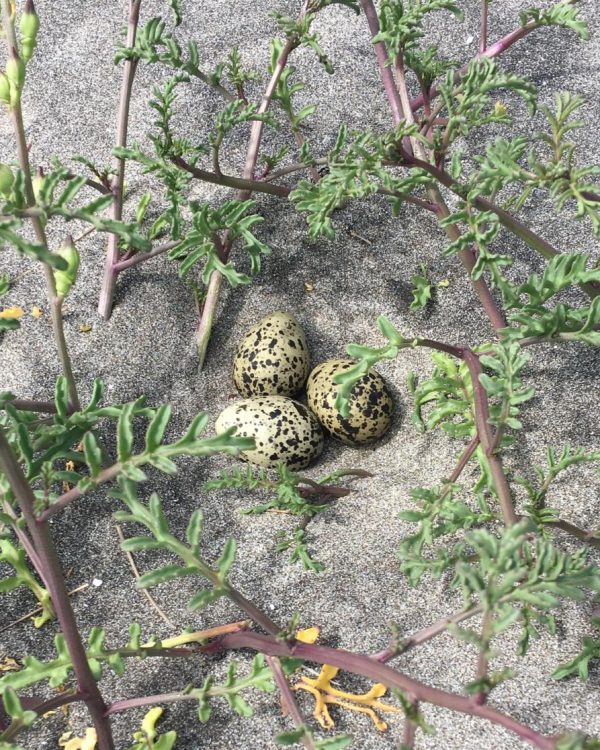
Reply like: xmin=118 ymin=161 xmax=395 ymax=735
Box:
xmin=98 ymin=0 xmax=142 ymax=320
xmin=220 ymin=631 xmax=557 ymax=750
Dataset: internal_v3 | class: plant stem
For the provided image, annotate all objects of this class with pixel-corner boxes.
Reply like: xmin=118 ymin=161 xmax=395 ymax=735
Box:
xmin=0 ymin=692 xmax=83 ymax=742
xmin=393 ymin=49 xmax=507 ymax=333
xmin=112 ymin=239 xmax=180 ymax=272
xmin=98 ymin=0 xmax=142 ymax=320
xmin=409 ymin=20 xmax=539 ymax=113
xmin=266 ymin=655 xmax=317 ymax=750
xmin=195 ymin=34 xmax=300 ymax=369
xmin=1 ymin=3 xmax=80 ymax=411
xmin=196 ymin=270 xmax=223 ymax=371
xmin=37 ymin=463 xmax=122 ymax=523
xmin=172 ymin=156 xmax=292 ymax=197
xmin=0 ymin=428 xmax=115 ymax=750
xmin=401 ymin=698 xmax=418 ymax=749
xmin=359 ymin=0 xmax=404 ymax=125
xmin=462 ymin=350 xmax=517 ymax=526
xmin=480 ymin=0 xmax=489 ymax=53
xmin=405 ymin=154 xmax=600 ymax=299
xmin=264 ymin=157 xmax=328 ymax=181
xmin=474 ymin=608 xmax=493 ymax=705
xmin=220 ymin=631 xmax=557 ymax=750
xmin=518 ymin=515 xmax=600 ymax=550
xmin=1 ymin=498 xmax=46 ymax=581
xmin=6 ymin=399 xmax=71 ymax=414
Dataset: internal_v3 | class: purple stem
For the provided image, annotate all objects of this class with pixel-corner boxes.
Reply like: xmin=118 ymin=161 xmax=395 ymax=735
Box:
xmin=358 ymin=0 xmax=404 ymax=125
xmin=37 ymin=463 xmax=122 ymax=523
xmin=98 ymin=0 xmax=142 ymax=320
xmin=195 ymin=33 xmax=300 ymax=368
xmin=7 ymin=399 xmax=74 ymax=415
xmin=172 ymin=157 xmax=292 ymax=197
xmin=403 ymin=153 xmax=600 ymax=300
xmin=266 ymin=655 xmax=317 ymax=750
xmin=462 ymin=351 xmax=517 ymax=526
xmin=480 ymin=0 xmax=489 ymax=54
xmin=112 ymin=240 xmax=180 ymax=272
xmin=220 ymin=631 xmax=558 ymax=750
xmin=0 ymin=428 xmax=115 ymax=750
xmin=410 ymin=22 xmax=537 ymax=113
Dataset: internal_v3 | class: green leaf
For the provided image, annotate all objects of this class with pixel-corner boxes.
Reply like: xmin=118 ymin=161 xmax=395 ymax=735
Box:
xmin=120 ymin=536 xmax=163 ymax=553
xmin=54 ymin=376 xmax=69 ymax=420
xmin=117 ymin=402 xmax=136 ymax=462
xmin=137 ymin=564 xmax=195 ymax=588
xmin=188 ymin=587 xmax=224 ymax=611
xmin=186 ymin=509 xmax=204 ymax=551
xmin=216 ymin=538 xmax=236 ymax=580
xmin=82 ymin=431 xmax=103 ymax=478
xmin=276 ymin=728 xmax=309 ymax=745
xmin=145 ymin=404 xmax=172 ymax=452
xmin=0 ymin=272 xmax=10 ymax=297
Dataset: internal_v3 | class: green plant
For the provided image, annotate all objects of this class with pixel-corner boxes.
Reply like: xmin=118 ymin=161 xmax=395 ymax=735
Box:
xmin=2 ymin=1 xmax=600 ymax=749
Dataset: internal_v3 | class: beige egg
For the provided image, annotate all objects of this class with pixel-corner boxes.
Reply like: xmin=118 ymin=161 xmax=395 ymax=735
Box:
xmin=306 ymin=358 xmax=394 ymax=446
xmin=233 ymin=311 xmax=310 ymax=397
xmin=215 ymin=395 xmax=323 ymax=470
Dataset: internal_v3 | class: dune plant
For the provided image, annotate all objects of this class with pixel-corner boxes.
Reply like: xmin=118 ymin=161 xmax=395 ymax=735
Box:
xmin=1 ymin=0 xmax=600 ymax=749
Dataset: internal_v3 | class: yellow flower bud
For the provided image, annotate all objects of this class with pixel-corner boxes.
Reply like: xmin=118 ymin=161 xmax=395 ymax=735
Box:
xmin=0 ymin=164 xmax=14 ymax=197
xmin=53 ymin=237 xmax=80 ymax=298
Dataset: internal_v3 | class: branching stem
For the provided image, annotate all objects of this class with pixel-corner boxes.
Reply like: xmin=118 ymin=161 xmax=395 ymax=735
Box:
xmin=220 ymin=631 xmax=557 ymax=750
xmin=195 ymin=33 xmax=300 ymax=369
xmin=1 ymin=2 xmax=80 ymax=411
xmin=98 ymin=0 xmax=142 ymax=320
xmin=266 ymin=655 xmax=317 ymax=750
xmin=0 ymin=428 xmax=114 ymax=750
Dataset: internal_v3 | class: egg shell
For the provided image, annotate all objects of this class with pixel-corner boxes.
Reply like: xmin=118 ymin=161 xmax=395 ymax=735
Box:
xmin=215 ymin=395 xmax=324 ymax=470
xmin=233 ymin=311 xmax=310 ymax=397
xmin=306 ymin=358 xmax=394 ymax=446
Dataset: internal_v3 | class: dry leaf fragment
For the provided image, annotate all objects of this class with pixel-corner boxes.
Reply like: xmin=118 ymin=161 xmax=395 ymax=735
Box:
xmin=58 ymin=728 xmax=97 ymax=750
xmin=31 ymin=306 xmax=43 ymax=318
xmin=79 ymin=324 xmax=92 ymax=333
xmin=0 ymin=306 xmax=24 ymax=319
xmin=296 ymin=626 xmax=320 ymax=644
xmin=304 ymin=281 xmax=315 ymax=292
xmin=0 ymin=656 xmax=19 ymax=672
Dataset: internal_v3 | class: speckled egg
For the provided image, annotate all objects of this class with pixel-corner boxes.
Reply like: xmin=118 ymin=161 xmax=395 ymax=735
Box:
xmin=233 ymin=312 xmax=310 ymax=397
xmin=215 ymin=396 xmax=323 ymax=470
xmin=306 ymin=359 xmax=394 ymax=446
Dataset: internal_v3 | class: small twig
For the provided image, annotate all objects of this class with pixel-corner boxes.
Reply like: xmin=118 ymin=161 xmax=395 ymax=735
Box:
xmin=172 ymin=156 xmax=291 ymax=197
xmin=98 ymin=0 xmax=142 ymax=320
xmin=474 ymin=608 xmax=493 ymax=705
xmin=0 ymin=583 xmax=88 ymax=634
xmin=112 ymin=239 xmax=180 ymax=272
xmin=402 ymin=697 xmax=419 ymax=749
xmin=115 ymin=524 xmax=175 ymax=627
xmin=409 ymin=19 xmax=541 ymax=114
xmin=480 ymin=0 xmax=489 ymax=53
xmin=266 ymin=655 xmax=317 ymax=750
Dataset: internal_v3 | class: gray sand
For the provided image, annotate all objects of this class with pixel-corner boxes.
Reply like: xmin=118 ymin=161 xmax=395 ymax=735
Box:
xmin=1 ymin=1 xmax=599 ymax=748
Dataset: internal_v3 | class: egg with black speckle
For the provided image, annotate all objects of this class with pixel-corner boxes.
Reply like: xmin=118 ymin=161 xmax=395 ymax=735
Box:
xmin=233 ymin=312 xmax=310 ymax=397
xmin=306 ymin=359 xmax=394 ymax=446
xmin=215 ymin=395 xmax=323 ymax=470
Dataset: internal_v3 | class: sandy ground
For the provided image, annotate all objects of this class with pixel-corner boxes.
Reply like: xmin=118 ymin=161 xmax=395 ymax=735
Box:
xmin=1 ymin=1 xmax=599 ymax=748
